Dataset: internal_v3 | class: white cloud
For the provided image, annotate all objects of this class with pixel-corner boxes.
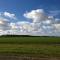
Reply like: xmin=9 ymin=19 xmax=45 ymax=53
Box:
xmin=0 ymin=18 xmax=10 ymax=32
xmin=3 ymin=12 xmax=16 ymax=19
xmin=15 ymin=21 xmax=33 ymax=32
xmin=53 ymin=24 xmax=60 ymax=32
xmin=0 ymin=9 xmax=60 ymax=36
xmin=23 ymin=9 xmax=60 ymax=36
xmin=24 ymin=9 xmax=47 ymax=23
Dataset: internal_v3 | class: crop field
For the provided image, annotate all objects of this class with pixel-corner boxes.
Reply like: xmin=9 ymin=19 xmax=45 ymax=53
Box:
xmin=0 ymin=36 xmax=60 ymax=60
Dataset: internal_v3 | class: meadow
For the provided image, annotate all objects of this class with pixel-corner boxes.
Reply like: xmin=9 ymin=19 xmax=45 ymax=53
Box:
xmin=0 ymin=35 xmax=60 ymax=60
xmin=0 ymin=35 xmax=60 ymax=44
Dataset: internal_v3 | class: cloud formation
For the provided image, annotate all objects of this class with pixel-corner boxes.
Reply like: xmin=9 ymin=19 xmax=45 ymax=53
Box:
xmin=23 ymin=9 xmax=60 ymax=36
xmin=0 ymin=9 xmax=60 ymax=36
xmin=3 ymin=12 xmax=16 ymax=19
xmin=0 ymin=12 xmax=16 ymax=20
xmin=24 ymin=9 xmax=47 ymax=23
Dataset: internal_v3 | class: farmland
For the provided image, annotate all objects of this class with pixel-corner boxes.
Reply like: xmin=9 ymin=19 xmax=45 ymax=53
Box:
xmin=0 ymin=35 xmax=60 ymax=60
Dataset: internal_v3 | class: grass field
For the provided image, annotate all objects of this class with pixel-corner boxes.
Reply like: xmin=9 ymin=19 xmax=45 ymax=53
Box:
xmin=0 ymin=36 xmax=60 ymax=60
xmin=0 ymin=36 xmax=60 ymax=44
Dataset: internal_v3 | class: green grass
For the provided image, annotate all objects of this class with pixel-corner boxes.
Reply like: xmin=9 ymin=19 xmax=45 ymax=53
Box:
xmin=0 ymin=36 xmax=60 ymax=57
xmin=0 ymin=44 xmax=60 ymax=57
xmin=0 ymin=36 xmax=60 ymax=44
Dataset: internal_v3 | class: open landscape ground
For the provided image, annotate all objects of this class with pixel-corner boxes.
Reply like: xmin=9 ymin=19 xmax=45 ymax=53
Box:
xmin=0 ymin=36 xmax=60 ymax=60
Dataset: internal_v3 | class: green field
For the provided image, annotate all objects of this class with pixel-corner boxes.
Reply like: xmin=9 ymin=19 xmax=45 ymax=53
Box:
xmin=0 ymin=36 xmax=60 ymax=60
xmin=0 ymin=36 xmax=60 ymax=44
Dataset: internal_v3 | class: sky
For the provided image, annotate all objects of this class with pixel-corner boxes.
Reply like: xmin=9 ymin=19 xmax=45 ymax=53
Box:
xmin=0 ymin=0 xmax=60 ymax=36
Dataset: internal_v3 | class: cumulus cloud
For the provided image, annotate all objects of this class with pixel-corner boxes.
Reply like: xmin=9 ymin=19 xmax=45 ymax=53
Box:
xmin=0 ymin=9 xmax=60 ymax=36
xmin=53 ymin=24 xmax=60 ymax=32
xmin=24 ymin=9 xmax=47 ymax=23
xmin=10 ymin=21 xmax=33 ymax=32
xmin=23 ymin=9 xmax=60 ymax=36
xmin=3 ymin=12 xmax=16 ymax=19
xmin=0 ymin=18 xmax=10 ymax=35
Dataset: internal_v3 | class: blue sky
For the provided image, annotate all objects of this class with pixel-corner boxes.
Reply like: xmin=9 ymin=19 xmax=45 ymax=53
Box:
xmin=0 ymin=0 xmax=60 ymax=36
xmin=0 ymin=0 xmax=60 ymax=20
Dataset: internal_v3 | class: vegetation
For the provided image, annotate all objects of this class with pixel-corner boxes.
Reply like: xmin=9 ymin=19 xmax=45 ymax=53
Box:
xmin=0 ymin=35 xmax=60 ymax=44
xmin=0 ymin=35 xmax=60 ymax=59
